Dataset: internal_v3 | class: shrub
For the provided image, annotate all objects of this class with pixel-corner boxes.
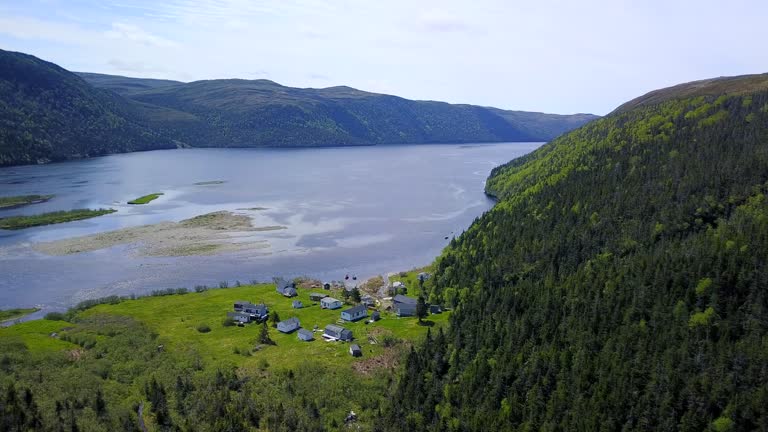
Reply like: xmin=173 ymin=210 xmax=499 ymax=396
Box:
xmin=194 ymin=285 xmax=208 ymax=293
xmin=44 ymin=312 xmax=67 ymax=321
xmin=196 ymin=324 xmax=211 ymax=333
xmin=222 ymin=317 xmax=236 ymax=327
xmin=219 ymin=281 xmax=229 ymax=289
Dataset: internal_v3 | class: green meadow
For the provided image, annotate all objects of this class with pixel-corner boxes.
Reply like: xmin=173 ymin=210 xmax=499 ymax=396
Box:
xmin=0 ymin=208 xmax=116 ymax=230
xmin=127 ymin=192 xmax=163 ymax=205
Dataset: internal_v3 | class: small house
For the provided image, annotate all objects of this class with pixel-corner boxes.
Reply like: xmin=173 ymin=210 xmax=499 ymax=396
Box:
xmin=292 ymin=300 xmax=303 ymax=309
xmin=277 ymin=317 xmax=300 ymax=333
xmin=430 ymin=304 xmax=442 ymax=314
xmin=323 ymin=324 xmax=353 ymax=341
xmin=395 ymin=303 xmax=417 ymax=317
xmin=361 ymin=294 xmax=376 ymax=307
xmin=341 ymin=304 xmax=368 ymax=322
xmin=320 ymin=297 xmax=343 ymax=310
xmin=392 ymin=281 xmax=405 ymax=290
xmin=297 ymin=329 xmax=314 ymax=341
xmin=323 ymin=283 xmax=331 ymax=290
xmin=393 ymin=294 xmax=417 ymax=305
xmin=309 ymin=292 xmax=328 ymax=302
xmin=371 ymin=311 xmax=381 ymax=321
xmin=243 ymin=303 xmax=269 ymax=321
xmin=227 ymin=312 xmax=251 ymax=324
xmin=274 ymin=277 xmax=297 ymax=297
xmin=349 ymin=344 xmax=362 ymax=357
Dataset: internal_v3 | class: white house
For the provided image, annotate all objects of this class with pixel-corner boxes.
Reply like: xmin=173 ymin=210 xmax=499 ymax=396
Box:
xmin=320 ymin=297 xmax=343 ymax=310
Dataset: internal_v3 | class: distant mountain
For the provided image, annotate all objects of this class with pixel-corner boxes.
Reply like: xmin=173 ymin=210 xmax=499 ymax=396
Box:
xmin=387 ymin=74 xmax=768 ymax=430
xmin=0 ymin=49 xmax=598 ymax=166
xmin=82 ymin=74 xmax=599 ymax=148
xmin=0 ymin=49 xmax=180 ymax=166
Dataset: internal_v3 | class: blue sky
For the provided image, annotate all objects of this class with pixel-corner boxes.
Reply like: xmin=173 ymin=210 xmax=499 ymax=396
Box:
xmin=0 ymin=0 xmax=766 ymax=115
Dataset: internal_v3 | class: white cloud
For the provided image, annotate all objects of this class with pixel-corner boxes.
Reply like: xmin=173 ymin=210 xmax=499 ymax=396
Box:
xmin=104 ymin=22 xmax=178 ymax=48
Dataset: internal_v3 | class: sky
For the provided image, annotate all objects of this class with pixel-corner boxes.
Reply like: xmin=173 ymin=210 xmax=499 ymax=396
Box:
xmin=0 ymin=0 xmax=766 ymax=115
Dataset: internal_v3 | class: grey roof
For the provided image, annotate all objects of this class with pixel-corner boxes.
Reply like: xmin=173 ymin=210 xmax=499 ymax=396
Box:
xmin=325 ymin=324 xmax=346 ymax=333
xmin=350 ymin=344 xmax=361 ymax=351
xmin=393 ymin=295 xmax=417 ymax=305
xmin=321 ymin=297 xmax=341 ymax=303
xmin=280 ymin=317 xmax=300 ymax=326
xmin=343 ymin=304 xmax=368 ymax=315
xmin=298 ymin=329 xmax=313 ymax=337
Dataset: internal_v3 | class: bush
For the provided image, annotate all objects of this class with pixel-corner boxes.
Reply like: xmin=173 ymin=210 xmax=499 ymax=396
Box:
xmin=175 ymin=288 xmax=188 ymax=295
xmin=194 ymin=285 xmax=208 ymax=293
xmin=219 ymin=281 xmax=229 ymax=289
xmin=196 ymin=324 xmax=211 ymax=333
xmin=222 ymin=317 xmax=236 ymax=327
xmin=44 ymin=312 xmax=67 ymax=321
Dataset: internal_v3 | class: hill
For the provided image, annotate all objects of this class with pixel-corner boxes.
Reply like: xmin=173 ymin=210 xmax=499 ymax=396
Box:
xmin=387 ymin=74 xmax=768 ymax=430
xmin=74 ymin=72 xmax=182 ymax=96
xmin=80 ymin=72 xmax=599 ymax=148
xmin=0 ymin=49 xmax=179 ymax=166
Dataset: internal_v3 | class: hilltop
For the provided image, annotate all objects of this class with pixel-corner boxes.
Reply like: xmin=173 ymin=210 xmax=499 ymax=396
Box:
xmin=388 ymin=74 xmax=768 ymax=430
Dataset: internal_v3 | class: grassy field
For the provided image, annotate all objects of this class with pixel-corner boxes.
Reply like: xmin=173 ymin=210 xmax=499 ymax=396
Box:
xmin=127 ymin=192 xmax=163 ymax=204
xmin=0 ymin=194 xmax=54 ymax=209
xmin=71 ymin=283 xmax=449 ymax=371
xmin=0 ymin=318 xmax=74 ymax=352
xmin=388 ymin=266 xmax=433 ymax=298
xmin=0 ymin=208 xmax=116 ymax=230
xmin=0 ymin=307 xmax=40 ymax=322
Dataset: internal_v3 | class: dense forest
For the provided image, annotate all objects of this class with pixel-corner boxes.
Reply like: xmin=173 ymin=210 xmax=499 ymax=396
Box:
xmin=386 ymin=75 xmax=768 ymax=431
xmin=0 ymin=50 xmax=178 ymax=166
xmin=0 ymin=49 xmax=596 ymax=167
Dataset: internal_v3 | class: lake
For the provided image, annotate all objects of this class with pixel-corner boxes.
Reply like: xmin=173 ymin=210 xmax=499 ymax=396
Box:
xmin=0 ymin=143 xmax=541 ymax=313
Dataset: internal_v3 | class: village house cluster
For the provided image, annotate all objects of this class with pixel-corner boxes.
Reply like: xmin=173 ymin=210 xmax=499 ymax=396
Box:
xmin=225 ymin=273 xmax=439 ymax=357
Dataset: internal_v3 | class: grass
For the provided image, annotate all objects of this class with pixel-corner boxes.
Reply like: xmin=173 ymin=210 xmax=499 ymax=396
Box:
xmin=0 ymin=208 xmax=116 ymax=230
xmin=388 ymin=266 xmax=433 ymax=298
xmin=0 ymin=194 xmax=54 ymax=209
xmin=0 ymin=307 xmax=40 ymax=322
xmin=127 ymin=192 xmax=163 ymax=205
xmin=0 ymin=319 xmax=74 ymax=352
xmin=80 ymin=283 xmax=449 ymax=371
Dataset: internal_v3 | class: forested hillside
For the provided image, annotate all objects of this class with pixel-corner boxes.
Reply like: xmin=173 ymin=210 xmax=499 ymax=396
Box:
xmin=0 ymin=50 xmax=178 ymax=166
xmin=81 ymin=74 xmax=597 ymax=148
xmin=387 ymin=75 xmax=768 ymax=431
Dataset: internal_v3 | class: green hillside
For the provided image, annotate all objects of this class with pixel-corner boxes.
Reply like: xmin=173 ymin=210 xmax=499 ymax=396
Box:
xmin=81 ymin=73 xmax=599 ymax=148
xmin=387 ymin=75 xmax=768 ymax=430
xmin=0 ymin=49 xmax=179 ymax=166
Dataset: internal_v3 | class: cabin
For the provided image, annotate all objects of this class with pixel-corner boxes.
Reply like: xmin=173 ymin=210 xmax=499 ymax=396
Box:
xmin=320 ymin=297 xmax=343 ymax=310
xmin=341 ymin=304 xmax=368 ymax=322
xmin=243 ymin=303 xmax=269 ymax=321
xmin=323 ymin=283 xmax=331 ymax=290
xmin=292 ymin=300 xmax=303 ymax=309
xmin=361 ymin=294 xmax=376 ymax=307
xmin=371 ymin=311 xmax=381 ymax=321
xmin=393 ymin=294 xmax=417 ymax=305
xmin=227 ymin=312 xmax=251 ymax=324
xmin=297 ymin=329 xmax=314 ymax=341
xmin=395 ymin=303 xmax=416 ymax=317
xmin=277 ymin=317 xmax=300 ymax=333
xmin=309 ymin=292 xmax=328 ymax=302
xmin=323 ymin=324 xmax=353 ymax=341
xmin=349 ymin=344 xmax=362 ymax=357
xmin=430 ymin=304 xmax=442 ymax=314
xmin=274 ymin=277 xmax=297 ymax=297
xmin=392 ymin=281 xmax=405 ymax=290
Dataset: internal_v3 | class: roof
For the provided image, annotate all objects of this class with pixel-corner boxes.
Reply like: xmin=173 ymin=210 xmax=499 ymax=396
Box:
xmin=343 ymin=304 xmax=367 ymax=315
xmin=325 ymin=324 xmax=347 ymax=333
xmin=310 ymin=292 xmax=327 ymax=297
xmin=298 ymin=329 xmax=313 ymax=337
xmin=234 ymin=300 xmax=250 ymax=304
xmin=397 ymin=303 xmax=417 ymax=312
xmin=350 ymin=344 xmax=361 ymax=351
xmin=321 ymin=297 xmax=341 ymax=303
xmin=292 ymin=300 xmax=302 ymax=305
xmin=280 ymin=317 xmax=300 ymax=326
xmin=393 ymin=295 xmax=417 ymax=305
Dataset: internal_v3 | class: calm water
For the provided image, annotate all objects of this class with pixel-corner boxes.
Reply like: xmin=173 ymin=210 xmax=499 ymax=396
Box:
xmin=0 ymin=143 xmax=540 ymax=312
